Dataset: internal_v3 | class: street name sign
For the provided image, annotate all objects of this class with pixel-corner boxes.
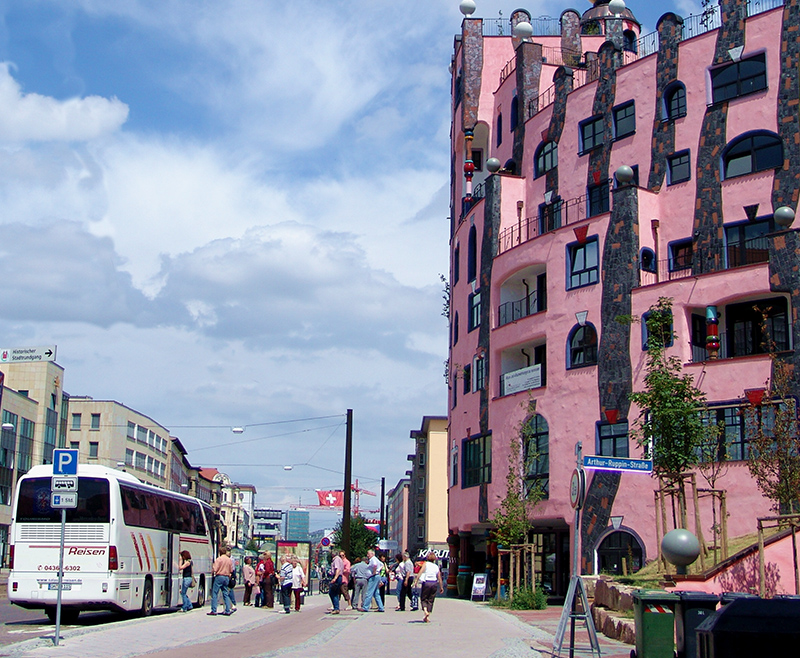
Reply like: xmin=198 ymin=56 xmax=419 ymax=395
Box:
xmin=51 ymin=492 xmax=78 ymax=509
xmin=0 ymin=345 xmax=57 ymax=363
xmin=583 ymin=456 xmax=653 ymax=473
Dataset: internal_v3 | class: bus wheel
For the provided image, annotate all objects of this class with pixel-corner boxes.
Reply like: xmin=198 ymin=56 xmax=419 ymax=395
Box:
xmin=141 ymin=579 xmax=154 ymax=617
xmin=196 ymin=578 xmax=205 ymax=608
xmin=61 ymin=609 xmax=80 ymax=625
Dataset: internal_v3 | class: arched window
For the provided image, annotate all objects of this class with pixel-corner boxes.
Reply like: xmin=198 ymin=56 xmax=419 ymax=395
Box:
xmin=503 ymin=159 xmax=517 ymax=176
xmin=524 ymin=414 xmax=549 ymax=498
xmin=623 ymin=30 xmax=637 ymax=54
xmin=535 ymin=141 xmax=558 ymax=177
xmin=663 ymin=82 xmax=686 ymax=120
xmin=596 ymin=530 xmax=644 ymax=575
xmin=568 ymin=324 xmax=598 ymax=368
xmin=510 ymin=96 xmax=519 ymax=132
xmin=640 ymin=248 xmax=656 ymax=273
xmin=467 ymin=225 xmax=478 ymax=283
xmin=723 ymin=132 xmax=783 ymax=179
xmin=453 ymin=244 xmax=460 ymax=284
xmin=496 ymin=112 xmax=503 ymax=147
xmin=711 ymin=53 xmax=767 ymax=104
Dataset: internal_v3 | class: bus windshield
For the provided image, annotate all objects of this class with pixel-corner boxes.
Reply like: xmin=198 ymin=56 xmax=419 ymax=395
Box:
xmin=15 ymin=477 xmax=110 ymax=523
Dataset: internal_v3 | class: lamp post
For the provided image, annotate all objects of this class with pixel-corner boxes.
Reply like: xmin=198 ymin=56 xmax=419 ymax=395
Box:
xmin=342 ymin=409 xmax=353 ymax=555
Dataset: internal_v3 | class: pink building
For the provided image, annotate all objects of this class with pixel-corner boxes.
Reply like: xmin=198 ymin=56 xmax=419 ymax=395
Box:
xmin=447 ymin=0 xmax=799 ymax=596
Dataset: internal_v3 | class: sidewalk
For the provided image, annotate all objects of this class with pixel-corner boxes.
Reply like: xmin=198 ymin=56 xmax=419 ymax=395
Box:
xmin=0 ymin=593 xmax=634 ymax=658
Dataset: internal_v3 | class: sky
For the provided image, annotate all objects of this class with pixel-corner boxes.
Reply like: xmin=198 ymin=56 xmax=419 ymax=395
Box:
xmin=0 ymin=0 xmax=701 ymax=531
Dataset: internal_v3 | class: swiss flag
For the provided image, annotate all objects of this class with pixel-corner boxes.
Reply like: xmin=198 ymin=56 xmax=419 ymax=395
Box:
xmin=317 ymin=490 xmax=344 ymax=507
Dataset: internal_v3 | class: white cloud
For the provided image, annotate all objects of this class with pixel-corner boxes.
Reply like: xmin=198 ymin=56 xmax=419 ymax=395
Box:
xmin=0 ymin=63 xmax=128 ymax=142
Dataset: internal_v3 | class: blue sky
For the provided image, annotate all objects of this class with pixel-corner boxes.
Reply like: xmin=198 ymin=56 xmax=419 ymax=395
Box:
xmin=0 ymin=0 xmax=702 ymax=529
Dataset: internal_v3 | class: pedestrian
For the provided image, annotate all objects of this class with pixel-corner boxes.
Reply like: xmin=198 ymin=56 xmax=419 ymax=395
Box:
xmin=350 ymin=557 xmax=370 ymax=610
xmin=412 ymin=552 xmax=444 ymax=623
xmin=399 ymin=551 xmax=414 ymax=610
xmin=178 ymin=550 xmax=194 ymax=612
xmin=327 ymin=550 xmax=344 ymax=614
xmin=226 ymin=548 xmax=238 ymax=610
xmin=410 ymin=558 xmax=423 ymax=611
xmin=208 ymin=546 xmax=235 ymax=616
xmin=291 ymin=555 xmax=307 ymax=611
xmin=242 ymin=556 xmax=256 ymax=606
xmin=378 ymin=553 xmax=389 ymax=605
xmin=257 ymin=551 xmax=275 ymax=608
xmin=339 ymin=550 xmax=352 ymax=610
xmin=360 ymin=549 xmax=385 ymax=612
xmin=279 ymin=555 xmax=294 ymax=614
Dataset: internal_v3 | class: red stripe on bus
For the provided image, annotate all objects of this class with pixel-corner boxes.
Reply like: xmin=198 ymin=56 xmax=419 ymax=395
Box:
xmin=139 ymin=533 xmax=151 ymax=570
xmin=131 ymin=533 xmax=143 ymax=570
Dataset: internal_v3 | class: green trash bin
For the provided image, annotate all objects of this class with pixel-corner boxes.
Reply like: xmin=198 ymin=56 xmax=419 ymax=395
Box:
xmin=631 ymin=589 xmax=680 ymax=658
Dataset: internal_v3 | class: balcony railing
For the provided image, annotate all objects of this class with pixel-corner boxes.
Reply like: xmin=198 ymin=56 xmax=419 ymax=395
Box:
xmin=482 ymin=16 xmax=561 ymax=37
xmin=498 ymin=290 xmax=545 ymax=327
xmin=497 ymin=191 xmax=601 ymax=255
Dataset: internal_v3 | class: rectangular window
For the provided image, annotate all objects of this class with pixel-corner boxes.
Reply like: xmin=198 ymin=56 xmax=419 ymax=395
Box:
xmin=472 ymin=149 xmax=483 ymax=172
xmin=70 ymin=441 xmax=80 ymax=450
xmin=125 ymin=448 xmax=134 ymax=466
xmin=473 ymin=355 xmax=486 ymax=392
xmin=127 ymin=421 xmax=136 ymax=439
xmin=71 ymin=413 xmax=81 ymax=430
xmin=726 ymin=297 xmax=789 ymax=357
xmin=90 ymin=413 xmax=101 ymax=430
xmin=598 ymin=422 xmax=629 ymax=457
xmin=613 ymin=101 xmax=635 ymax=139
xmin=137 ymin=425 xmax=148 ymax=444
xmin=89 ymin=442 xmax=99 ymax=458
xmin=668 ymin=151 xmax=691 ymax=184
xmin=567 ymin=237 xmax=599 ymax=289
xmin=725 ymin=219 xmax=772 ymax=268
xmin=468 ymin=291 xmax=482 ymax=331
xmin=135 ymin=452 xmax=146 ymax=470
xmin=462 ymin=433 xmax=492 ymax=488
xmin=462 ymin=364 xmax=472 ymax=395
xmin=580 ymin=116 xmax=605 ymax=153
xmin=539 ymin=199 xmax=562 ymax=234
xmin=451 ymin=445 xmax=459 ymax=487
xmin=711 ymin=53 xmax=767 ymax=104
xmin=588 ymin=183 xmax=610 ymax=216
xmin=417 ymin=500 xmax=425 ymax=516
xmin=669 ymin=240 xmax=693 ymax=272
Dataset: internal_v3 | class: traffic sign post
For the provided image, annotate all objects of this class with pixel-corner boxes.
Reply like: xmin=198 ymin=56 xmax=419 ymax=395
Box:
xmin=51 ymin=451 xmax=78 ymax=647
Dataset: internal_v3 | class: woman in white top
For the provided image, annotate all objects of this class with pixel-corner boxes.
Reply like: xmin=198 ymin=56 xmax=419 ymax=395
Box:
xmin=290 ymin=556 xmax=307 ymax=612
xmin=412 ymin=552 xmax=444 ymax=623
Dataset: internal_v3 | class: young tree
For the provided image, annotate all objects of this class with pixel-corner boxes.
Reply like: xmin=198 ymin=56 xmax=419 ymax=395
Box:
xmin=331 ymin=514 xmax=378 ymax=560
xmin=744 ymin=358 xmax=800 ymax=515
xmin=629 ymin=298 xmax=710 ymax=486
xmin=492 ymin=400 xmax=544 ymax=547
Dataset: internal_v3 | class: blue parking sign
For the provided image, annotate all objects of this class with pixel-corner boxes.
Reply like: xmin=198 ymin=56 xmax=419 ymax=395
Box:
xmin=53 ymin=449 xmax=79 ymax=475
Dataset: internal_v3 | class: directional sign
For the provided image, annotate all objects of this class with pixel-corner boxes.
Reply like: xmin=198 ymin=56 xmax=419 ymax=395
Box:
xmin=0 ymin=345 xmax=57 ymax=363
xmin=52 ymin=476 xmax=78 ymax=492
xmin=583 ymin=455 xmax=653 ymax=473
xmin=53 ymin=449 xmax=79 ymax=475
xmin=51 ymin=492 xmax=78 ymax=509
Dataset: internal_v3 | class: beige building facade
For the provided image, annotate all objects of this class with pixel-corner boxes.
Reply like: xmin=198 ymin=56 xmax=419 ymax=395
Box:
xmin=408 ymin=416 xmax=448 ymax=557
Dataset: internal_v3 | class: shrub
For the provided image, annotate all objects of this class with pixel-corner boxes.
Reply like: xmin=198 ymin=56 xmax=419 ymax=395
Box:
xmin=509 ymin=586 xmax=548 ymax=610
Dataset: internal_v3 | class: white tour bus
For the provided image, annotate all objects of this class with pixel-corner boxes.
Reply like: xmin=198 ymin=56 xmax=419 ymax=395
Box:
xmin=7 ymin=464 xmax=216 ymax=622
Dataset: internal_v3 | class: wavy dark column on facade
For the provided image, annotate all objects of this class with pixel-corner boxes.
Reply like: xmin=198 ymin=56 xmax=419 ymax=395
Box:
xmin=478 ymin=174 xmax=502 ymax=436
xmin=773 ymin=0 xmax=800 ymax=211
xmin=461 ymin=19 xmax=483 ymax=130
xmin=544 ymin=67 xmax=575 ymax=197
xmin=647 ymin=14 xmax=683 ymax=191
xmin=586 ymin=42 xmax=619 ymax=191
xmin=513 ymin=42 xmax=543 ymax=168
xmin=582 ymin=184 xmax=639 ymax=570
xmin=768 ymin=230 xmax=800 ymax=391
xmin=692 ymin=2 xmax=746 ymax=276
xmin=714 ymin=0 xmax=747 ymax=65
xmin=561 ymin=10 xmax=582 ymax=58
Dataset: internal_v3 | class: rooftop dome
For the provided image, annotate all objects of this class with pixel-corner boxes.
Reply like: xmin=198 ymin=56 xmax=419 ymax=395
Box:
xmin=581 ymin=0 xmax=640 ymax=27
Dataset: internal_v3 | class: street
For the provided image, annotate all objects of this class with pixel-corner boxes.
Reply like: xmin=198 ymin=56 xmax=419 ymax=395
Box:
xmin=0 ymin=589 xmax=634 ymax=658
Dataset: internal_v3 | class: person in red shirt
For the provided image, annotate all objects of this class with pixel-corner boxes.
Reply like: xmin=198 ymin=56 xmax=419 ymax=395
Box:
xmin=256 ymin=551 xmax=275 ymax=608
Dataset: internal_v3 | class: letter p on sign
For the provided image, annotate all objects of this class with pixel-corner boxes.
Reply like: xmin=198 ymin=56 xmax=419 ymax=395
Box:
xmin=53 ymin=449 xmax=79 ymax=475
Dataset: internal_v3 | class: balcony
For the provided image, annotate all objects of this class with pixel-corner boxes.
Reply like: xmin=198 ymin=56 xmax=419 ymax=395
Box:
xmin=498 ymin=290 xmax=545 ymax=327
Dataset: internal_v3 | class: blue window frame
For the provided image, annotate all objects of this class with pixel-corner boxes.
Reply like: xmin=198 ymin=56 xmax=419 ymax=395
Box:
xmin=567 ymin=237 xmax=599 ymax=290
xmin=567 ymin=324 xmax=598 ymax=369
xmin=580 ymin=115 xmax=604 ymax=154
xmin=597 ymin=421 xmax=629 ymax=457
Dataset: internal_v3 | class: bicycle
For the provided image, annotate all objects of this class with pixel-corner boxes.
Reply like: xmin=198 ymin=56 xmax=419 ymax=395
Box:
xmin=318 ymin=575 xmax=330 ymax=594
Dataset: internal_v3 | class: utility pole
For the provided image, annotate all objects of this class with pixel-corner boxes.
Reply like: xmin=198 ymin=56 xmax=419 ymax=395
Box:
xmin=342 ymin=409 xmax=353 ymax=555
xmin=380 ymin=476 xmax=386 ymax=539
